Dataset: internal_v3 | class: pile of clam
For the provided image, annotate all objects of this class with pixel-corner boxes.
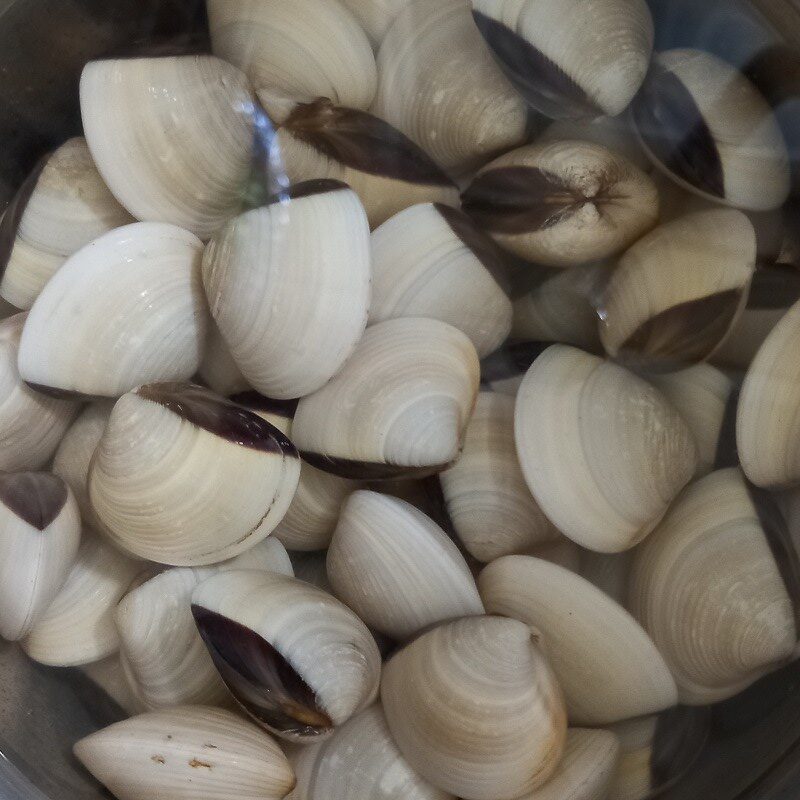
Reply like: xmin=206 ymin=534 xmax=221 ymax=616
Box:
xmin=1 ymin=0 xmax=800 ymax=798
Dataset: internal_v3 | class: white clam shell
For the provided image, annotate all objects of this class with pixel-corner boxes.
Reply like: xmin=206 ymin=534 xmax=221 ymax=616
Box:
xmin=225 ymin=537 xmax=294 ymax=576
xmin=629 ymin=468 xmax=797 ymax=704
xmin=89 ymin=384 xmax=301 ymax=566
xmin=371 ymin=0 xmax=529 ymax=172
xmin=370 ymin=203 xmax=512 ymax=358
xmin=462 ymin=140 xmax=659 ymax=268
xmin=327 ymin=490 xmax=483 ymax=639
xmin=339 ymin=0 xmax=413 ymax=48
xmin=208 ymin=0 xmax=376 ymax=109
xmin=0 ymin=239 xmax=65 ymax=312
xmin=80 ymin=55 xmax=256 ymax=239
xmin=18 ymin=222 xmax=208 ymax=397
xmin=514 ymin=344 xmax=697 ymax=552
xmin=198 ymin=321 xmax=250 ymax=396
xmin=0 ymin=313 xmax=78 ymax=470
xmin=192 ymin=569 xmax=381 ymax=741
xmin=21 ymin=531 xmax=143 ymax=666
xmin=440 ymin=391 xmax=559 ymax=563
xmin=479 ymin=555 xmax=677 ymax=725
xmin=74 ymin=705 xmax=295 ymax=800
xmin=292 ymin=317 xmax=480 ymax=478
xmin=0 ymin=473 xmax=81 ymax=640
xmin=81 ymin=655 xmax=145 ymax=716
xmin=381 ymin=615 xmax=567 ymax=800
xmin=737 ymin=297 xmax=800 ymax=488
xmin=203 ymin=182 xmax=371 ymax=400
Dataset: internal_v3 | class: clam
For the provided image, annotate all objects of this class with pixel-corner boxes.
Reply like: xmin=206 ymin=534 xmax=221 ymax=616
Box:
xmin=74 ymin=705 xmax=295 ymax=800
xmin=198 ymin=321 xmax=250 ymax=397
xmin=327 ymin=490 xmax=484 ymax=639
xmin=288 ymin=704 xmax=454 ymax=800
xmin=369 ymin=203 xmax=512 ymax=357
xmin=289 ymin=551 xmax=334 ymax=594
xmin=0 ymin=314 xmax=78 ymax=470
xmin=0 ymin=138 xmax=133 ymax=310
xmin=461 ymin=140 xmax=659 ymax=267
xmin=202 ymin=180 xmax=370 ymax=400
xmin=371 ymin=0 xmax=530 ymax=172
xmin=339 ymin=0 xmax=414 ymax=48
xmin=207 ymin=0 xmax=376 ymax=109
xmin=599 ymin=209 xmax=756 ymax=371
xmin=381 ymin=615 xmax=567 ymax=800
xmin=191 ymin=570 xmax=380 ymax=741
xmin=479 ymin=555 xmax=677 ymax=724
xmin=230 ymin=391 xmax=297 ymax=437
xmin=80 ymin=55 xmax=256 ymax=239
xmin=470 ymin=0 xmax=653 ymax=118
xmin=648 ymin=364 xmax=735 ymax=477
xmin=629 ymin=468 xmax=797 ymax=704
xmin=225 ymin=537 xmax=294 ymax=576
xmin=631 ymin=49 xmax=790 ymax=212
xmin=265 ymin=98 xmax=459 ymax=228
xmin=21 ymin=531 xmax=143 ymax=666
xmin=17 ymin=222 xmax=208 ymax=398
xmin=0 ymin=472 xmax=81 ymax=641
xmin=88 ymin=383 xmax=301 ymax=566
xmin=514 ymin=344 xmax=697 ymax=552
xmin=439 ymin=391 xmax=559 ymax=562
xmin=81 ymin=655 xmax=144 ymax=716
xmin=737 ymin=297 xmax=800 ymax=488
xmin=52 ymin=402 xmax=113 ymax=521
xmin=291 ymin=317 xmax=480 ymax=479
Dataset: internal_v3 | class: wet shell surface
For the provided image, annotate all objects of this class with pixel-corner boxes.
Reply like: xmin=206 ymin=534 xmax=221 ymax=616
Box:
xmin=369 ymin=203 xmax=512 ymax=358
xmin=629 ymin=468 xmax=797 ymax=704
xmin=191 ymin=570 xmax=381 ymax=741
xmin=599 ymin=209 xmax=756 ymax=371
xmin=266 ymin=98 xmax=459 ymax=229
xmin=17 ymin=222 xmax=208 ymax=398
xmin=207 ymin=0 xmax=376 ymax=109
xmin=631 ymin=48 xmax=790 ymax=212
xmin=81 ymin=55 xmax=256 ymax=239
xmin=88 ymin=383 xmax=301 ymax=566
xmin=440 ymin=391 xmax=559 ymax=563
xmin=327 ymin=490 xmax=484 ymax=639
xmin=514 ymin=344 xmax=697 ymax=552
xmin=381 ymin=615 xmax=567 ymax=800
xmin=737 ymin=297 xmax=800 ymax=488
xmin=202 ymin=181 xmax=371 ymax=400
xmin=470 ymin=0 xmax=653 ymax=118
xmin=0 ymin=473 xmax=81 ymax=641
xmin=462 ymin=140 xmax=659 ymax=268
xmin=0 ymin=314 xmax=78 ymax=470
xmin=74 ymin=705 xmax=295 ymax=800
xmin=371 ymin=0 xmax=530 ymax=172
xmin=291 ymin=317 xmax=480 ymax=479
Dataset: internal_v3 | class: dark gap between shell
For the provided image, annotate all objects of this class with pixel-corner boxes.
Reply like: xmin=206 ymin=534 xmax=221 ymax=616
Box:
xmin=229 ymin=392 xmax=299 ymax=419
xmin=650 ymin=706 xmax=712 ymax=792
xmin=0 ymin=472 xmax=68 ymax=530
xmin=713 ymin=388 xmax=740 ymax=471
xmin=299 ymin=452 xmax=450 ymax=481
xmin=99 ymin=31 xmax=211 ymax=59
xmin=265 ymin=179 xmax=351 ymax=205
xmin=480 ymin=340 xmax=552 ymax=383
xmin=24 ymin=382 xmax=94 ymax=401
xmin=191 ymin=605 xmax=333 ymax=737
xmin=745 ymin=265 xmax=800 ymax=310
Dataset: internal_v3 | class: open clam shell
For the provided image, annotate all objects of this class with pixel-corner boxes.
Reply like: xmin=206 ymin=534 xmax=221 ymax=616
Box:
xmin=18 ymin=222 xmax=208 ymax=398
xmin=74 ymin=706 xmax=295 ymax=800
xmin=599 ymin=210 xmax=756 ymax=371
xmin=267 ymin=98 xmax=459 ymax=229
xmin=81 ymin=55 xmax=256 ymax=239
xmin=629 ymin=468 xmax=797 ymax=704
xmin=369 ymin=203 xmax=512 ymax=358
xmin=515 ymin=344 xmax=697 ymax=552
xmin=440 ymin=391 xmax=559 ymax=563
xmin=203 ymin=181 xmax=370 ymax=400
xmin=371 ymin=0 xmax=530 ymax=172
xmin=0 ymin=313 xmax=78 ymax=470
xmin=198 ymin=321 xmax=250 ymax=397
xmin=480 ymin=556 xmax=677 ymax=725
xmin=89 ymin=383 xmax=300 ymax=566
xmin=381 ymin=615 xmax=567 ymax=800
xmin=462 ymin=140 xmax=659 ymax=267
xmin=21 ymin=531 xmax=143 ymax=666
xmin=631 ymin=49 xmax=790 ymax=212
xmin=327 ymin=490 xmax=483 ymax=639
xmin=191 ymin=570 xmax=381 ymax=742
xmin=470 ymin=0 xmax=653 ymax=119
xmin=291 ymin=317 xmax=480 ymax=479
xmin=0 ymin=472 xmax=81 ymax=641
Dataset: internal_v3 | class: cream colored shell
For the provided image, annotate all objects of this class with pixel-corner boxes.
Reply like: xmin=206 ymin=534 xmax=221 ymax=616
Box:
xmin=198 ymin=321 xmax=250 ymax=396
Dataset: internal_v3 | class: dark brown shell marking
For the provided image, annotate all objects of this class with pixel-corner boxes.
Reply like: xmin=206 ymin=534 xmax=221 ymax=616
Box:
xmin=265 ymin=179 xmax=351 ymax=205
xmin=228 ymin=392 xmax=299 ymax=419
xmin=0 ymin=472 xmax=68 ymax=530
xmin=299 ymin=452 xmax=451 ymax=481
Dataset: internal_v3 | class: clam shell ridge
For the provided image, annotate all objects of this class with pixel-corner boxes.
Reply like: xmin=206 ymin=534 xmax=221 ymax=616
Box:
xmin=479 ymin=555 xmax=678 ymax=725
xmin=514 ymin=344 xmax=697 ymax=552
